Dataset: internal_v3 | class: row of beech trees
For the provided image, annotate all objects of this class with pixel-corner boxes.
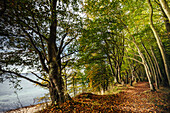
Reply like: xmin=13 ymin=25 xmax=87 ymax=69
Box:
xmin=77 ymin=0 xmax=170 ymax=92
xmin=0 ymin=0 xmax=169 ymax=105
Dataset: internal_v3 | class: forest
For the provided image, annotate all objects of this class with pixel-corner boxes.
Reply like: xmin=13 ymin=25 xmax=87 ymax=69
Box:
xmin=0 ymin=0 xmax=169 ymax=112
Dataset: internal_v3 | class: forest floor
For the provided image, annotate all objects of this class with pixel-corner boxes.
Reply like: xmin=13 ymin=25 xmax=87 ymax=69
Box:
xmin=38 ymin=82 xmax=170 ymax=113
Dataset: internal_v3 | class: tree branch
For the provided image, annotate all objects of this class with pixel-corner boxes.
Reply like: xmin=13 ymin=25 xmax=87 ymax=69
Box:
xmin=125 ymin=56 xmax=143 ymax=64
xmin=0 ymin=69 xmax=48 ymax=87
xmin=31 ymin=11 xmax=48 ymax=61
xmin=59 ymin=33 xmax=68 ymax=54
xmin=21 ymin=26 xmax=49 ymax=73
xmin=61 ymin=50 xmax=79 ymax=59
xmin=61 ymin=59 xmax=74 ymax=71
xmin=19 ymin=19 xmax=48 ymax=41
xmin=60 ymin=34 xmax=78 ymax=53
xmin=31 ymin=72 xmax=49 ymax=83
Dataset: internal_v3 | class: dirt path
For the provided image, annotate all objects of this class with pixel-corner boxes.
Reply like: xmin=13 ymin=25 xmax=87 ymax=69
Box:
xmin=40 ymin=82 xmax=170 ymax=113
xmin=115 ymin=82 xmax=170 ymax=112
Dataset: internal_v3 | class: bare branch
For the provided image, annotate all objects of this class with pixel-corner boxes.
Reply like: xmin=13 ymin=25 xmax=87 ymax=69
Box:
xmin=125 ymin=49 xmax=140 ymax=57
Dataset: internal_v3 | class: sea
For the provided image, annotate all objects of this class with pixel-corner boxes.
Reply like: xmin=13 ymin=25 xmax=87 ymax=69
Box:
xmin=0 ymin=74 xmax=49 ymax=112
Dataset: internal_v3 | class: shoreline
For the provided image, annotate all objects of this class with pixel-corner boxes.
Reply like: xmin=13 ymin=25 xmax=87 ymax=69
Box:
xmin=5 ymin=102 xmax=49 ymax=113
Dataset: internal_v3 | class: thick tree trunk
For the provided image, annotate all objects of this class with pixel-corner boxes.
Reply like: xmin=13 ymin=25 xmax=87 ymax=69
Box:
xmin=48 ymin=62 xmax=66 ymax=104
xmin=47 ymin=0 xmax=69 ymax=104
xmin=148 ymin=0 xmax=170 ymax=86
xmin=49 ymin=78 xmax=59 ymax=104
xmin=159 ymin=0 xmax=170 ymax=22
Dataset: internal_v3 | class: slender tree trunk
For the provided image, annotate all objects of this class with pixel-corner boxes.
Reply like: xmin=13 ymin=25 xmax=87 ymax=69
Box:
xmin=114 ymin=66 xmax=120 ymax=83
xmin=122 ymin=16 xmax=156 ymax=90
xmin=159 ymin=0 xmax=170 ymax=22
xmin=73 ymin=75 xmax=76 ymax=97
xmin=118 ymin=65 xmax=121 ymax=83
xmin=129 ymin=63 xmax=134 ymax=86
xmin=142 ymin=42 xmax=159 ymax=89
xmin=137 ymin=70 xmax=142 ymax=82
xmin=126 ymin=70 xmax=129 ymax=84
xmin=148 ymin=0 xmax=170 ymax=86
xmin=150 ymin=46 xmax=168 ymax=86
xmin=64 ymin=75 xmax=68 ymax=91
xmin=107 ymin=54 xmax=117 ymax=83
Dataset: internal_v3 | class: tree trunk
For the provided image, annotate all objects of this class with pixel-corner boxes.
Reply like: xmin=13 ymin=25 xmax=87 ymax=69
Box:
xmin=126 ymin=70 xmax=129 ymax=84
xmin=129 ymin=63 xmax=134 ymax=86
xmin=150 ymin=46 xmax=168 ymax=86
xmin=49 ymin=62 xmax=66 ymax=104
xmin=118 ymin=65 xmax=121 ymax=83
xmin=114 ymin=66 xmax=120 ymax=83
xmin=159 ymin=0 xmax=170 ymax=22
xmin=49 ymin=78 xmax=59 ymax=104
xmin=148 ymin=0 xmax=170 ymax=86
xmin=133 ymin=41 xmax=156 ymax=91
xmin=47 ymin=0 xmax=69 ymax=104
xmin=158 ymin=1 xmax=170 ymax=39
xmin=142 ymin=42 xmax=159 ymax=89
xmin=107 ymin=54 xmax=117 ymax=83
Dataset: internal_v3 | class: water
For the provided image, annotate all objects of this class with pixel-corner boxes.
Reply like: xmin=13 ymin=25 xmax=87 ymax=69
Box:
xmin=0 ymin=74 xmax=49 ymax=112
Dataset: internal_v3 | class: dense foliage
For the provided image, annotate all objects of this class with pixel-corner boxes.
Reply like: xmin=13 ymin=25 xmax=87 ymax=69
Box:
xmin=0 ymin=0 xmax=169 ymax=105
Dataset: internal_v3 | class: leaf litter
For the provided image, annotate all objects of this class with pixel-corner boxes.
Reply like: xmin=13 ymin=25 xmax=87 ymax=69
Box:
xmin=38 ymin=82 xmax=170 ymax=113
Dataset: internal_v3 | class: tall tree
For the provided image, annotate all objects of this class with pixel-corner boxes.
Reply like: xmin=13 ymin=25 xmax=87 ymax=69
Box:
xmin=147 ymin=0 xmax=170 ymax=86
xmin=0 ymin=0 xmax=82 ymax=104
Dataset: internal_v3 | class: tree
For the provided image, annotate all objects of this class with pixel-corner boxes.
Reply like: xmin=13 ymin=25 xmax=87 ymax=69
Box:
xmin=147 ymin=0 xmax=170 ymax=86
xmin=0 ymin=0 xmax=82 ymax=104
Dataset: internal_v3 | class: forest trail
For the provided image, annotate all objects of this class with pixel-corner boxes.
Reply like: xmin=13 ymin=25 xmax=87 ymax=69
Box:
xmin=39 ymin=82 xmax=170 ymax=112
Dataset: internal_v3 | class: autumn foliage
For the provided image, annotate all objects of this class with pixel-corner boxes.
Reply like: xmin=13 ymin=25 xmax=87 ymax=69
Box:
xmin=38 ymin=82 xmax=170 ymax=113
